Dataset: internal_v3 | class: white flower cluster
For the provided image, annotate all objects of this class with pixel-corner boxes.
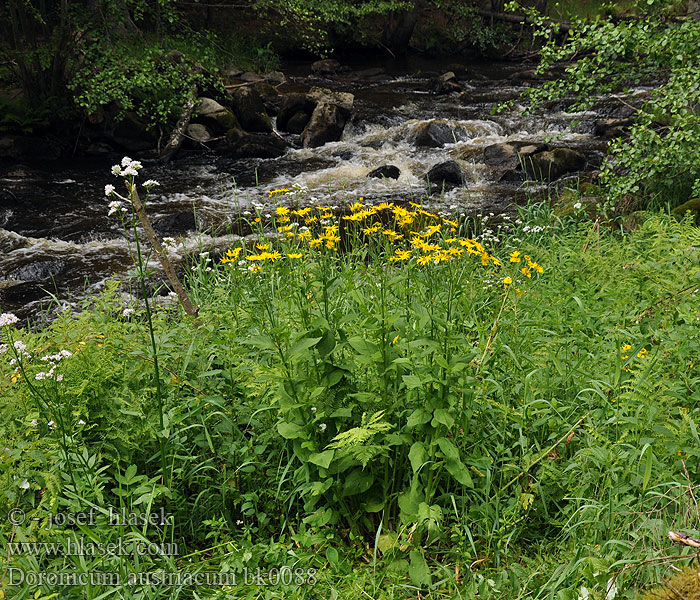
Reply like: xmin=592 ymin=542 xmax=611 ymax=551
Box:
xmin=111 ymin=156 xmax=143 ymax=178
xmin=108 ymin=200 xmax=127 ymax=216
xmin=35 ymin=348 xmax=72 ymax=381
xmin=0 ymin=312 xmax=19 ymax=327
xmin=122 ymin=308 xmax=135 ymax=317
xmin=162 ymin=237 xmax=178 ymax=250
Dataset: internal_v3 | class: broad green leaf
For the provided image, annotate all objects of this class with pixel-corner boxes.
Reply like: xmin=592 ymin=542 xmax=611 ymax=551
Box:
xmin=409 ymin=550 xmax=431 ymax=587
xmin=277 ymin=422 xmax=305 ymax=439
xmin=408 ymin=441 xmax=427 ymax=474
xmin=308 ymin=450 xmax=335 ymax=469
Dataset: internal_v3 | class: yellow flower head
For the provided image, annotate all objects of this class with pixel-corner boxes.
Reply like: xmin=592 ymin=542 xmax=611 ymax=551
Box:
xmin=248 ymin=264 xmax=262 ymax=273
xmin=510 ymin=251 xmax=521 ymax=263
xmin=521 ymin=266 xmax=532 ymax=278
xmin=503 ymin=277 xmax=513 ymax=285
xmin=392 ymin=335 xmax=399 ymax=345
xmin=256 ymin=243 xmax=271 ymax=250
xmin=276 ymin=206 xmax=290 ymax=216
xmin=637 ymin=348 xmax=647 ymax=358
xmin=287 ymin=253 xmax=303 ymax=259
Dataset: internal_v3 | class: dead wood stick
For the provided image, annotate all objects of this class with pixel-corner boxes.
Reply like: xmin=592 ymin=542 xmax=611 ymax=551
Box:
xmin=128 ymin=183 xmax=200 ymax=321
xmin=668 ymin=531 xmax=700 ymax=549
xmin=160 ymin=85 xmax=198 ymax=162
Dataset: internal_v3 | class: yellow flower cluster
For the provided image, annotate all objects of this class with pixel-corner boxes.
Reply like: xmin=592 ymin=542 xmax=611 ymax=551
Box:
xmin=219 ymin=198 xmax=543 ymax=282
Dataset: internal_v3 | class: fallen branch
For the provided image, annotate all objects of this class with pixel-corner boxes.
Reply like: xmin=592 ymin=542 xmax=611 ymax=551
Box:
xmin=477 ymin=9 xmax=571 ymax=33
xmin=668 ymin=531 xmax=700 ymax=549
xmin=159 ymin=84 xmax=198 ymax=162
xmin=127 ymin=183 xmax=201 ymax=321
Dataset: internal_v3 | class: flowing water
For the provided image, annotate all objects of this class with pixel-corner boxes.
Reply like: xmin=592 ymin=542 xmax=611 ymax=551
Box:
xmin=0 ymin=58 xmax=634 ymax=324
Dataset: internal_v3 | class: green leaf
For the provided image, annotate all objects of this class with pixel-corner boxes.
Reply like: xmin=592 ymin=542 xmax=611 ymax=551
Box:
xmin=436 ymin=437 xmax=473 ymax=487
xmin=408 ymin=441 xmax=428 ymax=474
xmin=308 ymin=450 xmax=335 ymax=469
xmin=341 ymin=469 xmax=374 ymax=497
xmin=406 ymin=408 xmax=432 ymax=428
xmin=403 ymin=374 xmax=422 ymax=389
xmin=409 ymin=550 xmax=431 ymax=587
xmin=432 ymin=408 xmax=455 ymax=428
xmin=277 ymin=422 xmax=305 ymax=439
xmin=289 ymin=336 xmax=322 ymax=359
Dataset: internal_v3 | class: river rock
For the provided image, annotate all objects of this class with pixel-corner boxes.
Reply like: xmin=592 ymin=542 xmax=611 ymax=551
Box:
xmin=240 ymin=71 xmax=264 ymax=82
xmin=311 ymin=59 xmax=341 ymax=76
xmin=277 ymin=93 xmax=315 ymax=132
xmin=428 ymin=72 xmax=462 ymax=94
xmin=225 ymin=128 xmax=287 ymax=158
xmin=153 ymin=211 xmax=197 ymax=235
xmin=229 ymin=87 xmax=272 ymax=133
xmin=414 ymin=120 xmax=454 ymax=148
xmin=593 ymin=117 xmax=634 ymax=139
xmin=301 ymin=103 xmax=348 ymax=148
xmin=265 ymin=71 xmax=286 ymax=85
xmin=251 ymin=82 xmax=281 ymax=115
xmin=483 ymin=142 xmax=547 ymax=170
xmin=8 ymin=260 xmax=65 ymax=282
xmin=425 ymin=161 xmax=465 ymax=188
xmin=368 ymin=165 xmax=400 ymax=179
xmin=286 ymin=112 xmax=311 ymax=134
xmin=193 ymin=98 xmax=240 ymax=134
xmin=185 ymin=123 xmax=212 ymax=145
xmin=524 ymin=148 xmax=587 ymax=181
xmin=307 ymin=87 xmax=354 ymax=114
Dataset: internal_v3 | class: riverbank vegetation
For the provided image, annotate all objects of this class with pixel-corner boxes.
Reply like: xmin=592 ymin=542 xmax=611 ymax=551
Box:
xmin=2 ymin=165 xmax=700 ymax=597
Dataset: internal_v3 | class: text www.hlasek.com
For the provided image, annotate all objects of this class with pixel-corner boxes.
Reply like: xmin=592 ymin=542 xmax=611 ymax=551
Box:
xmin=8 ymin=536 xmax=178 ymax=558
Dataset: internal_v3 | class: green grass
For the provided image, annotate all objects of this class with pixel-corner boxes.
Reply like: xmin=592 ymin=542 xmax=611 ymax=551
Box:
xmin=2 ymin=187 xmax=700 ymax=600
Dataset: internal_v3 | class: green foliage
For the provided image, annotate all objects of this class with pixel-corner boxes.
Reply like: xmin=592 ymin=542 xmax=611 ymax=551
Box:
xmin=505 ymin=0 xmax=700 ymax=209
xmin=5 ymin=181 xmax=700 ymax=597
xmin=69 ymin=35 xmax=223 ymax=128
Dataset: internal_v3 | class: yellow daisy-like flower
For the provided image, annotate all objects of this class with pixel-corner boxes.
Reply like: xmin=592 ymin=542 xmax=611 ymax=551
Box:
xmin=254 ymin=217 xmax=261 ymax=223
xmin=392 ymin=335 xmax=399 ymax=344
xmin=349 ymin=202 xmax=364 ymax=211
xmin=268 ymin=188 xmax=290 ymax=196
xmin=490 ymin=255 xmax=501 ymax=267
xmin=521 ymin=266 xmax=532 ymax=278
xmin=510 ymin=251 xmax=521 ymax=263
xmin=287 ymin=253 xmax=303 ymax=259
xmin=503 ymin=277 xmax=513 ymax=285
xmin=622 ymin=344 xmax=632 ymax=352
xmin=376 ymin=202 xmax=395 ymax=211
xmin=298 ymin=231 xmax=312 ymax=240
xmin=533 ymin=263 xmax=543 ymax=274
xmin=389 ymin=249 xmax=412 ymax=262
xmin=249 ymin=264 xmax=262 ymax=273
xmin=220 ymin=247 xmax=243 ymax=263
xmin=256 ymin=243 xmax=271 ymax=250
xmin=417 ymin=255 xmax=432 ymax=266
xmin=362 ymin=224 xmax=382 ymax=235
xmin=293 ymin=207 xmax=312 ymax=217
xmin=278 ymin=225 xmax=292 ymax=232
xmin=637 ymin=348 xmax=647 ymax=358
xmin=480 ymin=253 xmax=490 ymax=266
xmin=276 ymin=206 xmax=290 ymax=216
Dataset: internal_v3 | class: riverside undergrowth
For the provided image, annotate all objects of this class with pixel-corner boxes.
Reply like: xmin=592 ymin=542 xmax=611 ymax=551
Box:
xmin=1 ymin=179 xmax=700 ymax=599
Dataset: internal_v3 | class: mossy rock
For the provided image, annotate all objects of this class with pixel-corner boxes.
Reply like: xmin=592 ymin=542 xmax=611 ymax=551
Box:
xmin=640 ymin=568 xmax=700 ymax=599
xmin=672 ymin=197 xmax=700 ymax=218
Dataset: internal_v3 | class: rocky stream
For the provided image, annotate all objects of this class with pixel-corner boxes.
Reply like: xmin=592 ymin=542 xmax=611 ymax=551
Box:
xmin=0 ymin=57 xmax=644 ymax=324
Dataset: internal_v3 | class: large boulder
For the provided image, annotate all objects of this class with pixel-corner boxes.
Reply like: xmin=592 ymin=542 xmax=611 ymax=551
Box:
xmin=368 ymin=165 xmax=401 ymax=179
xmin=301 ymin=103 xmax=348 ymax=148
xmin=298 ymin=88 xmax=354 ymax=148
xmin=193 ymin=98 xmax=240 ymax=134
xmin=425 ymin=161 xmax=466 ymax=189
xmin=524 ymin=148 xmax=587 ymax=181
xmin=225 ymin=128 xmax=287 ymax=158
xmin=277 ymin=93 xmax=316 ymax=132
xmin=307 ymin=87 xmax=354 ymax=113
xmin=229 ymin=87 xmax=272 ymax=133
xmin=414 ymin=120 xmax=455 ymax=148
xmin=251 ymin=81 xmax=281 ymax=115
xmin=286 ymin=112 xmax=311 ymax=134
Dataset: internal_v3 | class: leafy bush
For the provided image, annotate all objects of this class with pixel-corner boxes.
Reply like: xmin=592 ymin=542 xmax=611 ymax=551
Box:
xmin=505 ymin=0 xmax=700 ymax=210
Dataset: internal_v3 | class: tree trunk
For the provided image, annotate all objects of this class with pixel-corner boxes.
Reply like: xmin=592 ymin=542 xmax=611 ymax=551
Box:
xmin=159 ymin=85 xmax=198 ymax=161
xmin=382 ymin=8 xmax=418 ymax=56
